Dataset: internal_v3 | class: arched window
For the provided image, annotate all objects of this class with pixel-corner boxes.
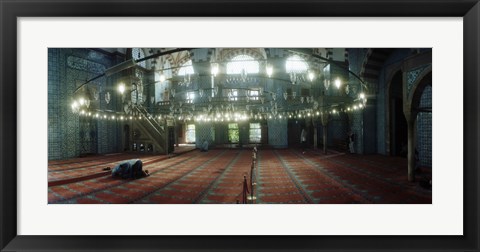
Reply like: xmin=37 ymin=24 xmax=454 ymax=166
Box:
xmin=132 ymin=48 xmax=146 ymax=68
xmin=286 ymin=55 xmax=309 ymax=74
xmin=132 ymin=69 xmax=144 ymax=104
xmin=178 ymin=60 xmax=194 ymax=76
xmin=226 ymin=55 xmax=259 ymax=74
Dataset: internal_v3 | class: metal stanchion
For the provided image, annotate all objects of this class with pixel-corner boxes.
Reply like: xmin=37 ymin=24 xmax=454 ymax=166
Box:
xmin=242 ymin=175 xmax=249 ymax=204
xmin=247 ymin=146 xmax=258 ymax=204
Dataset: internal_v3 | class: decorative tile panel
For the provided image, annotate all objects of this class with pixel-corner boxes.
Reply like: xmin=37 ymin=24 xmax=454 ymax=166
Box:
xmin=67 ymin=56 xmax=106 ymax=74
xmin=48 ymin=48 xmax=117 ymax=160
xmin=416 ymin=86 xmax=432 ymax=167
xmin=267 ymin=119 xmax=288 ymax=147
xmin=406 ymin=64 xmax=430 ymax=98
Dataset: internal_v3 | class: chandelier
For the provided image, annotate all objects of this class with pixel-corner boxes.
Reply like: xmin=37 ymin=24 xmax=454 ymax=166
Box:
xmin=68 ymin=48 xmax=368 ymax=124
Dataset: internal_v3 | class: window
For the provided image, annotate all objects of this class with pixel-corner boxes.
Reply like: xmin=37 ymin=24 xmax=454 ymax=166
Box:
xmin=248 ymin=90 xmax=259 ymax=101
xmin=132 ymin=48 xmax=146 ymax=68
xmin=186 ymin=91 xmax=195 ymax=103
xmin=249 ymin=123 xmax=261 ymax=143
xmin=226 ymin=55 xmax=259 ymax=74
xmin=228 ymin=123 xmax=239 ymax=143
xmin=286 ymin=55 xmax=309 ymax=74
xmin=132 ymin=69 xmax=144 ymax=104
xmin=178 ymin=60 xmax=194 ymax=76
xmin=186 ymin=124 xmax=196 ymax=143
xmin=228 ymin=89 xmax=238 ymax=101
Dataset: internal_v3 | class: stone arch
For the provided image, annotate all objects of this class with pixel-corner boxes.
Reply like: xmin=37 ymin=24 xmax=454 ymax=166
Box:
xmin=218 ymin=48 xmax=267 ymax=62
xmin=386 ymin=68 xmax=407 ymax=156
xmin=168 ymin=51 xmax=192 ymax=76
xmin=360 ymin=48 xmax=395 ymax=93
xmin=407 ymin=66 xmax=432 ymax=115
xmin=404 ymin=66 xmax=432 ymax=181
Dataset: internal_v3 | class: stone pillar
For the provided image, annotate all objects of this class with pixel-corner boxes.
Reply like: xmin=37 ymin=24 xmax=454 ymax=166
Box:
xmin=322 ymin=125 xmax=328 ymax=154
xmin=404 ymin=105 xmax=418 ymax=182
xmin=320 ymin=112 xmax=329 ymax=154
xmin=313 ymin=120 xmax=318 ymax=150
xmin=407 ymin=118 xmax=415 ymax=182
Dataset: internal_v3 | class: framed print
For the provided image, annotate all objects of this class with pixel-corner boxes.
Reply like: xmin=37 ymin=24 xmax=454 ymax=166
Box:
xmin=1 ymin=0 xmax=479 ymax=251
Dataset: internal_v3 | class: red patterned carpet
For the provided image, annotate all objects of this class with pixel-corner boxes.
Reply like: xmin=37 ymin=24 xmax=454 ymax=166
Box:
xmin=48 ymin=148 xmax=432 ymax=204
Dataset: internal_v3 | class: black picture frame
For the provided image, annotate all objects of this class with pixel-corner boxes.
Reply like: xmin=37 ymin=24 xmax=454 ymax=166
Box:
xmin=1 ymin=0 xmax=478 ymax=251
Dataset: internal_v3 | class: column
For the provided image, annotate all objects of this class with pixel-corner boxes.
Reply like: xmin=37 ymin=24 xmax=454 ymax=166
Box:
xmin=407 ymin=118 xmax=415 ymax=182
xmin=320 ymin=111 xmax=329 ymax=154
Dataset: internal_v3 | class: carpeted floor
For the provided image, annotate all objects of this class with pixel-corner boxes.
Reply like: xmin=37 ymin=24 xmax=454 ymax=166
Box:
xmin=48 ymin=148 xmax=432 ymax=204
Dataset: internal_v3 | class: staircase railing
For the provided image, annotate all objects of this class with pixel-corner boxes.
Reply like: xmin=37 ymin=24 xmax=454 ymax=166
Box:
xmin=133 ymin=106 xmax=167 ymax=153
xmin=135 ymin=106 xmax=165 ymax=134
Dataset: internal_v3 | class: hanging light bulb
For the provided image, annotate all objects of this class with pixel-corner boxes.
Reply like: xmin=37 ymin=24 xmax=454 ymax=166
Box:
xmin=359 ymin=92 xmax=365 ymax=99
xmin=335 ymin=78 xmax=342 ymax=89
xmin=290 ymin=72 xmax=297 ymax=85
xmin=324 ymin=79 xmax=330 ymax=90
xmin=159 ymin=72 xmax=166 ymax=82
xmin=105 ymin=92 xmax=111 ymax=104
xmin=118 ymin=83 xmax=125 ymax=94
xmin=307 ymin=70 xmax=315 ymax=82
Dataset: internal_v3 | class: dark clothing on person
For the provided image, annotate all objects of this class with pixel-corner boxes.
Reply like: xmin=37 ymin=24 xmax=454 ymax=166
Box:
xmin=201 ymin=140 xmax=209 ymax=152
xmin=111 ymin=159 xmax=145 ymax=179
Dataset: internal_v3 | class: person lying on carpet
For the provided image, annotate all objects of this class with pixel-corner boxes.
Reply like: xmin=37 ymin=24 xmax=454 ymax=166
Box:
xmin=111 ymin=159 xmax=150 ymax=179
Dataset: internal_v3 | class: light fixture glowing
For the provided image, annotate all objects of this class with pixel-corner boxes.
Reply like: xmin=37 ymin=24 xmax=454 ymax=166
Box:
xmin=118 ymin=83 xmax=125 ymax=94
xmin=159 ymin=73 xmax=166 ymax=82
xmin=334 ymin=78 xmax=341 ymax=89
xmin=308 ymin=70 xmax=315 ymax=82
xmin=359 ymin=92 xmax=365 ymax=99
xmin=71 ymin=101 xmax=78 ymax=111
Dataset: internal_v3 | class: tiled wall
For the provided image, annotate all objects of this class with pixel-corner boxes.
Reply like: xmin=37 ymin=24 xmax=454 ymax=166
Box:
xmin=267 ymin=119 xmax=288 ymax=148
xmin=351 ymin=110 xmax=364 ymax=154
xmin=327 ymin=113 xmax=348 ymax=147
xmin=48 ymin=49 xmax=63 ymax=160
xmin=417 ymin=85 xmax=432 ymax=167
xmin=48 ymin=48 xmax=122 ymax=160
xmin=376 ymin=49 xmax=411 ymax=155
xmin=195 ymin=123 xmax=215 ymax=148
